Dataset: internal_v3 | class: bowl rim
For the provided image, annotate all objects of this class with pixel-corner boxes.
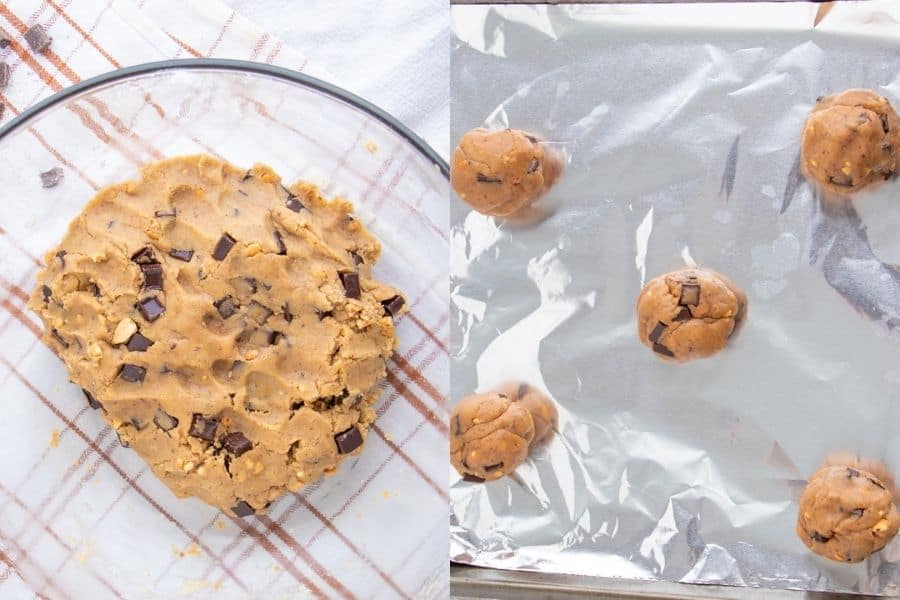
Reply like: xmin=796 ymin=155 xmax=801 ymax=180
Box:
xmin=0 ymin=57 xmax=449 ymax=178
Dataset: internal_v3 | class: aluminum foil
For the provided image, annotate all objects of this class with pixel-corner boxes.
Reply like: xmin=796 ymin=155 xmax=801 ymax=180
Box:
xmin=449 ymin=3 xmax=900 ymax=595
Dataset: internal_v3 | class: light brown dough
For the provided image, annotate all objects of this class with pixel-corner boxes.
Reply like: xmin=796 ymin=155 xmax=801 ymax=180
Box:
xmin=636 ymin=268 xmax=747 ymax=362
xmin=801 ymin=89 xmax=900 ymax=195
xmin=495 ymin=382 xmax=557 ymax=446
xmin=28 ymin=155 xmax=406 ymax=517
xmin=450 ymin=391 xmax=535 ymax=481
xmin=450 ymin=128 xmax=563 ymax=217
xmin=797 ymin=465 xmax=900 ymax=563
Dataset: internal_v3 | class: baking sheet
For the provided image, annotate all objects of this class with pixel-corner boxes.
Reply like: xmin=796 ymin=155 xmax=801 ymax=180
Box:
xmin=449 ymin=2 xmax=900 ymax=596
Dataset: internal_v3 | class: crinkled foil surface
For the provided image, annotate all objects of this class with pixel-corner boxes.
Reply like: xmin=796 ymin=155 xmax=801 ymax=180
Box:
xmin=449 ymin=3 xmax=900 ymax=595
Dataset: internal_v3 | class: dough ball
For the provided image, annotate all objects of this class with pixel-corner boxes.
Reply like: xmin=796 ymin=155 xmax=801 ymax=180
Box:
xmin=636 ymin=267 xmax=747 ymax=362
xmin=450 ymin=128 xmax=563 ymax=217
xmin=797 ymin=465 xmax=900 ymax=563
xmin=495 ymin=382 xmax=557 ymax=445
xmin=801 ymin=89 xmax=900 ymax=195
xmin=450 ymin=391 xmax=535 ymax=481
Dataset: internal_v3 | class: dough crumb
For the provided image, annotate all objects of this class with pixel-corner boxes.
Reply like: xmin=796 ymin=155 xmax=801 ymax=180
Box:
xmin=49 ymin=429 xmax=60 ymax=448
xmin=364 ymin=140 xmax=378 ymax=154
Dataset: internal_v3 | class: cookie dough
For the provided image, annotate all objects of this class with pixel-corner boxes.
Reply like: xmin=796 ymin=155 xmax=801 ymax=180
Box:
xmin=28 ymin=155 xmax=406 ymax=517
xmin=636 ymin=268 xmax=747 ymax=362
xmin=797 ymin=465 xmax=900 ymax=563
xmin=450 ymin=128 xmax=563 ymax=217
xmin=450 ymin=391 xmax=535 ymax=481
xmin=496 ymin=382 xmax=557 ymax=446
xmin=801 ymin=89 xmax=900 ymax=195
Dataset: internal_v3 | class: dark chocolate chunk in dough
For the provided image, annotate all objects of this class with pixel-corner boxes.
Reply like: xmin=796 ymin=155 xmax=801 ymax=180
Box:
xmin=40 ymin=167 xmax=63 ymax=188
xmin=141 ymin=263 xmax=163 ymax=291
xmin=339 ymin=271 xmax=360 ymax=299
xmin=462 ymin=474 xmax=485 ymax=483
xmin=24 ymin=24 xmax=52 ymax=53
xmin=154 ymin=209 xmax=177 ymax=218
xmin=673 ymin=307 xmax=692 ymax=322
xmin=214 ymin=296 xmax=238 ymax=319
xmin=334 ymin=427 xmax=363 ymax=454
xmin=222 ymin=432 xmax=252 ymax=457
xmin=125 ymin=332 xmax=154 ymax=352
xmin=811 ymin=532 xmax=832 ymax=543
xmin=679 ymin=283 xmax=700 ymax=306
xmin=51 ymin=329 xmax=68 ymax=348
xmin=41 ymin=285 xmax=52 ymax=302
xmin=212 ymin=233 xmax=236 ymax=261
xmin=483 ymin=462 xmax=504 ymax=471
xmin=847 ymin=468 xmax=861 ymax=478
xmin=168 ymin=249 xmax=193 ymax=262
xmin=527 ymin=157 xmax=539 ymax=174
xmin=119 ymin=364 xmax=146 ymax=383
xmin=55 ymin=250 xmax=66 ymax=266
xmin=247 ymin=300 xmax=273 ymax=325
xmin=652 ymin=343 xmax=675 ymax=358
xmin=881 ymin=113 xmax=890 ymax=134
xmin=648 ymin=322 xmax=667 ymax=344
xmin=131 ymin=246 xmax=156 ymax=264
xmin=189 ymin=414 xmax=219 ymax=441
xmin=381 ymin=295 xmax=404 ymax=317
xmin=83 ymin=388 xmax=103 ymax=411
xmin=476 ymin=173 xmax=502 ymax=184
xmin=137 ymin=297 xmax=165 ymax=322
xmin=232 ymin=500 xmax=255 ymax=517
xmin=273 ymin=230 xmax=287 ymax=255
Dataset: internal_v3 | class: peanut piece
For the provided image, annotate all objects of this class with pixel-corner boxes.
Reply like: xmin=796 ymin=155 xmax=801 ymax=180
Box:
xmin=112 ymin=318 xmax=137 ymax=345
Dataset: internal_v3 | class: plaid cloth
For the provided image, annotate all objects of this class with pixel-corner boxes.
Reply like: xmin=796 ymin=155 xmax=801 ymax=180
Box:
xmin=0 ymin=1 xmax=449 ymax=598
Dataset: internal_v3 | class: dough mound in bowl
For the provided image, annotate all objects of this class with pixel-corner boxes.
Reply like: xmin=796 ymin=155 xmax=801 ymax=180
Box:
xmin=28 ymin=154 xmax=407 ymax=517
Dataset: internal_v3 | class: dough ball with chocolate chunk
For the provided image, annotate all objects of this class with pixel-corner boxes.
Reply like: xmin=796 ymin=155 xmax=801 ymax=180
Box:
xmin=797 ymin=465 xmax=900 ymax=563
xmin=636 ymin=267 xmax=747 ymax=362
xmin=451 ymin=128 xmax=563 ymax=217
xmin=450 ymin=391 xmax=535 ymax=481
xmin=801 ymin=89 xmax=900 ymax=195
xmin=495 ymin=382 xmax=557 ymax=446
xmin=28 ymin=154 xmax=406 ymax=516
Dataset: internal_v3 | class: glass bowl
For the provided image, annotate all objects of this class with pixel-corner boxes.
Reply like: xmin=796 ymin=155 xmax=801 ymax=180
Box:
xmin=0 ymin=59 xmax=448 ymax=598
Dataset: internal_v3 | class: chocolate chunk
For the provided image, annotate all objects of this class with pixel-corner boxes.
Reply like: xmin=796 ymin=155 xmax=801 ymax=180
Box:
xmin=815 ymin=95 xmax=824 ymax=103
xmin=339 ymin=271 xmax=360 ymax=299
xmin=462 ymin=474 xmax=485 ymax=483
xmin=883 ymin=141 xmax=893 ymax=153
xmin=51 ymin=329 xmax=68 ymax=348
xmin=283 ymin=303 xmax=293 ymax=323
xmin=881 ymin=113 xmax=890 ymax=134
xmin=83 ymin=388 xmax=103 ymax=411
xmin=118 ymin=364 xmax=146 ymax=383
xmin=40 ymin=167 xmax=63 ymax=188
xmin=273 ymin=230 xmax=287 ymax=255
xmin=350 ymin=251 xmax=364 ymax=266
xmin=673 ymin=307 xmax=692 ymax=322
xmin=483 ymin=462 xmax=504 ymax=471
xmin=828 ymin=175 xmax=853 ymax=187
xmin=525 ymin=134 xmax=539 ymax=144
xmin=232 ymin=500 xmax=255 ymax=518
xmin=41 ymin=285 xmax=52 ymax=302
xmin=868 ymin=477 xmax=886 ymax=490
xmin=55 ymin=250 xmax=66 ymax=266
xmin=517 ymin=383 xmax=530 ymax=399
xmin=241 ymin=170 xmax=253 ymax=182
xmin=125 ymin=332 xmax=153 ymax=352
xmin=137 ymin=297 xmax=165 ymax=322
xmin=214 ymin=296 xmax=238 ymax=319
xmin=168 ymin=249 xmax=193 ymax=262
xmin=130 ymin=417 xmax=148 ymax=431
xmin=527 ymin=157 xmax=539 ymax=174
xmin=116 ymin=430 xmax=130 ymax=448
xmin=267 ymin=331 xmax=282 ymax=345
xmin=381 ymin=295 xmax=405 ymax=317
xmin=141 ymin=263 xmax=163 ymax=291
xmin=317 ymin=310 xmax=333 ymax=321
xmin=131 ymin=246 xmax=156 ymax=264
xmin=87 ymin=282 xmax=100 ymax=297
xmin=237 ymin=190 xmax=248 ymax=197
xmin=679 ymin=283 xmax=700 ymax=306
xmin=189 ymin=414 xmax=218 ymax=441
xmin=334 ymin=427 xmax=363 ymax=454
xmin=152 ymin=409 xmax=178 ymax=432
xmin=0 ymin=63 xmax=9 ymax=88
xmin=286 ymin=196 xmax=304 ymax=212
xmin=476 ymin=173 xmax=502 ymax=184
xmin=652 ymin=343 xmax=675 ymax=358
xmin=247 ymin=300 xmax=273 ymax=325
xmin=24 ymin=24 xmax=52 ymax=53
xmin=212 ymin=233 xmax=236 ymax=261
xmin=154 ymin=209 xmax=176 ymax=218
xmin=811 ymin=532 xmax=832 ymax=543
xmin=222 ymin=432 xmax=252 ymax=457
xmin=850 ymin=508 xmax=865 ymax=517
xmin=847 ymin=467 xmax=860 ymax=478
xmin=648 ymin=322 xmax=667 ymax=344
